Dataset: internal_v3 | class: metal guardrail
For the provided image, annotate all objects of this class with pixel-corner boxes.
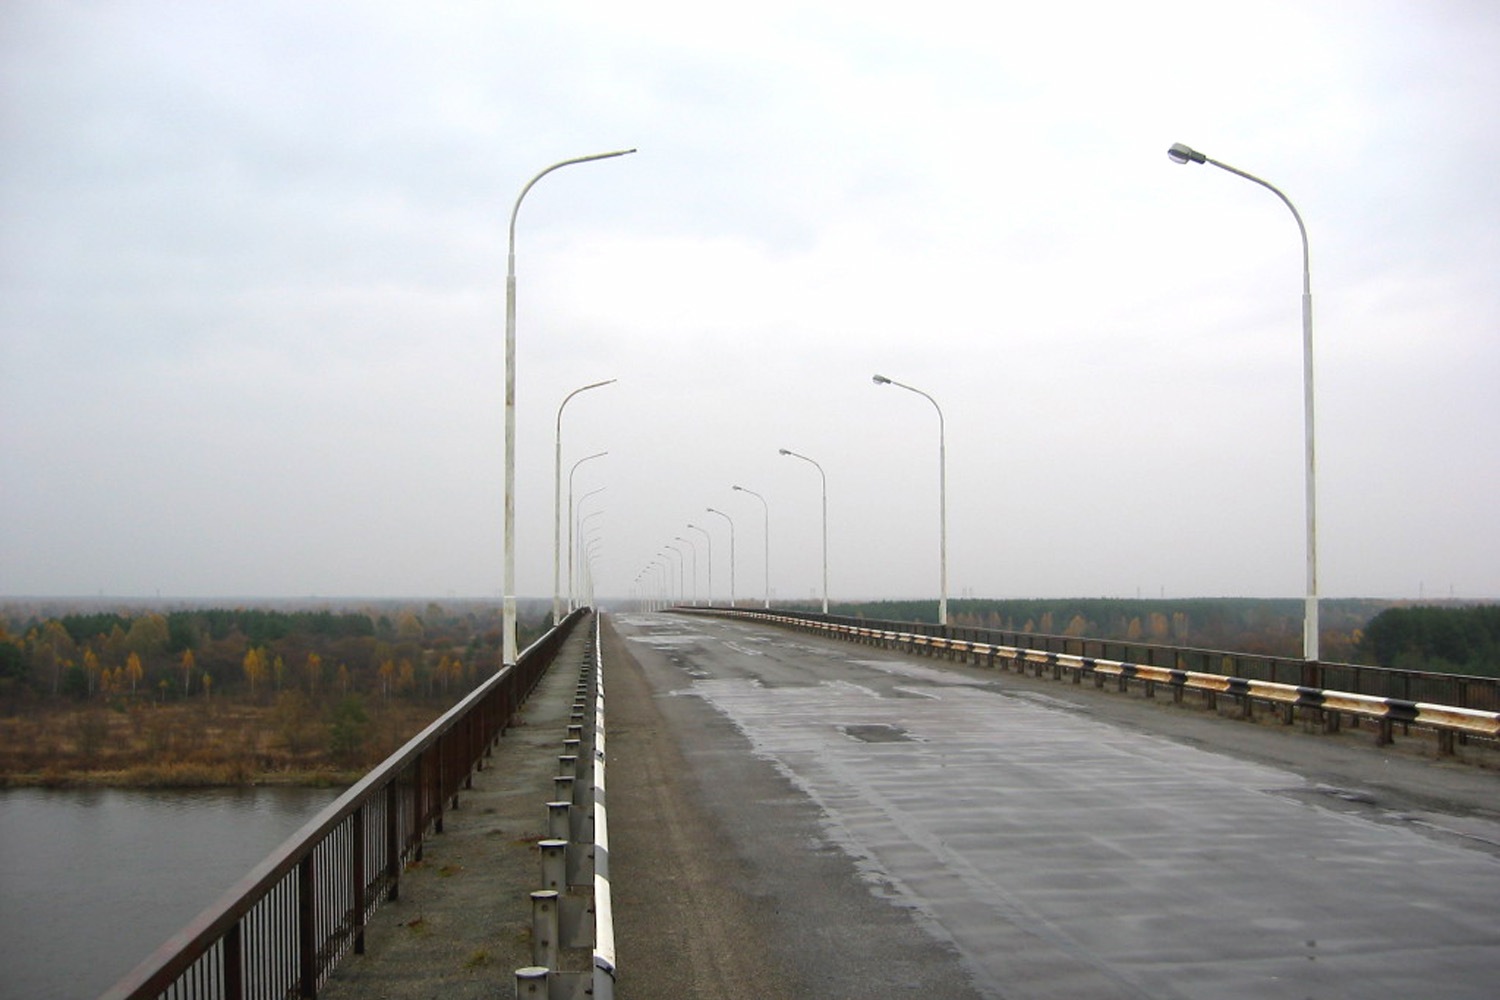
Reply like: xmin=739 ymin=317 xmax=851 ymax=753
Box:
xmin=690 ymin=608 xmax=1500 ymax=753
xmin=802 ymin=612 xmax=1500 ymax=713
xmin=516 ymin=614 xmax=614 ymax=1000
xmin=102 ymin=610 xmax=587 ymax=1000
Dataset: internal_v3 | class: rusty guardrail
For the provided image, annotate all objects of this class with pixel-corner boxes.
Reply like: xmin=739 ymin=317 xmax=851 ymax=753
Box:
xmin=102 ymin=609 xmax=588 ymax=1000
xmin=687 ymin=608 xmax=1500 ymax=753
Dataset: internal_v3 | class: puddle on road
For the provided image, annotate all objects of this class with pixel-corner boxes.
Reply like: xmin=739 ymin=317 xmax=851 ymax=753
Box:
xmin=839 ymin=723 xmax=918 ymax=743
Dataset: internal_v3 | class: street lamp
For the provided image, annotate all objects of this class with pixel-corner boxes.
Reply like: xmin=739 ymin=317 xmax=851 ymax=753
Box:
xmin=658 ymin=549 xmax=681 ymax=606
xmin=502 ymin=147 xmax=635 ymax=665
xmin=779 ymin=448 xmax=828 ymax=615
xmin=687 ymin=523 xmax=713 ymax=606
xmin=706 ymin=507 xmax=736 ymax=608
xmin=674 ymin=535 xmax=698 ymax=606
xmin=553 ymin=379 xmax=616 ymax=624
xmin=732 ymin=485 xmax=771 ymax=609
xmin=576 ymin=505 xmax=605 ymax=610
xmin=873 ymin=374 xmax=948 ymax=626
xmin=1166 ymin=141 xmax=1319 ymax=663
xmin=567 ymin=454 xmax=607 ymax=613
xmin=665 ymin=542 xmax=687 ymax=607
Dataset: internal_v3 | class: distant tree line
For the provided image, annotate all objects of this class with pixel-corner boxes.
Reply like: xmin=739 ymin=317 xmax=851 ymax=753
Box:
xmin=1358 ymin=605 xmax=1500 ymax=677
xmin=0 ymin=602 xmax=553 ymax=709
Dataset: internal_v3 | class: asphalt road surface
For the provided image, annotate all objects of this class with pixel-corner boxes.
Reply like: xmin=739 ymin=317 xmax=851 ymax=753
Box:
xmin=603 ymin=611 xmax=1500 ymax=1000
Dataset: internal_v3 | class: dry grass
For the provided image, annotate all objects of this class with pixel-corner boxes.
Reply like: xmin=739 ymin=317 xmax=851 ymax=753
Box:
xmin=0 ymin=697 xmax=445 ymax=787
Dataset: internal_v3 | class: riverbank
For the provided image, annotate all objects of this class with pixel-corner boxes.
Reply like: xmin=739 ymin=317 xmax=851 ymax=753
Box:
xmin=1 ymin=764 xmax=363 ymax=789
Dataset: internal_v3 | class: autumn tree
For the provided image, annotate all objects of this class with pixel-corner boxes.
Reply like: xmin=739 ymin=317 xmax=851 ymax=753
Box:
xmin=126 ymin=652 xmax=144 ymax=695
xmin=396 ymin=659 xmax=415 ymax=696
xmin=125 ymin=614 xmax=169 ymax=657
xmin=243 ymin=647 xmax=269 ymax=699
xmin=82 ymin=649 xmax=101 ymax=698
xmin=304 ymin=652 xmax=323 ymax=697
xmin=181 ymin=649 xmax=196 ymax=695
xmin=377 ymin=659 xmax=395 ymax=699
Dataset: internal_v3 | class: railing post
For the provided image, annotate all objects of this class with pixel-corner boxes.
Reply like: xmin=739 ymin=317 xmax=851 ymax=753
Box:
xmin=352 ymin=807 xmax=367 ymax=954
xmin=385 ymin=781 xmax=400 ymax=902
xmin=297 ymin=854 xmax=316 ymax=998
xmin=224 ymin=919 xmax=244 ymax=1000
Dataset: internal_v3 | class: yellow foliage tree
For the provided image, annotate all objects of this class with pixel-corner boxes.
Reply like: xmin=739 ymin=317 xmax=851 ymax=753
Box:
xmin=126 ymin=652 xmax=144 ymax=695
xmin=377 ymin=659 xmax=395 ymax=699
xmin=304 ymin=652 xmax=323 ymax=696
xmin=243 ymin=647 xmax=268 ymax=698
xmin=83 ymin=649 xmax=101 ymax=697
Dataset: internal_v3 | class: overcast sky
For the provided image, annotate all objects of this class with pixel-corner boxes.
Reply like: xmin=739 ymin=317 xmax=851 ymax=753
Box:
xmin=2 ymin=1 xmax=1497 ymax=607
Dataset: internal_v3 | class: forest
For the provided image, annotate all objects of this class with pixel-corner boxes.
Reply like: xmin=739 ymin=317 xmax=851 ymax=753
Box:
xmin=0 ymin=600 xmax=554 ymax=786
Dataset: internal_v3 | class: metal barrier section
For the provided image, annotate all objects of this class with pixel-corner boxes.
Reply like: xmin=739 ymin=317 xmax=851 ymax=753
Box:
xmin=688 ymin=608 xmax=1500 ymax=752
xmin=779 ymin=609 xmax=1499 ymax=712
xmin=515 ymin=615 xmax=614 ymax=1000
xmin=101 ymin=610 xmax=588 ymax=1000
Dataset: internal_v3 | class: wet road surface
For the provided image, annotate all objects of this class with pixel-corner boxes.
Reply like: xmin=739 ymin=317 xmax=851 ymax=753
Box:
xmin=607 ymin=611 xmax=1500 ymax=1000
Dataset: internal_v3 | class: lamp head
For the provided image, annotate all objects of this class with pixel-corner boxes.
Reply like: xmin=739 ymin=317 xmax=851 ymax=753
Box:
xmin=1167 ymin=142 xmax=1206 ymax=165
xmin=872 ymin=374 xmax=891 ymax=385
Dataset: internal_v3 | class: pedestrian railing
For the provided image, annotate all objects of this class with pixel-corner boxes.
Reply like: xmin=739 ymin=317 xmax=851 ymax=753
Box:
xmin=102 ymin=610 xmax=586 ymax=1000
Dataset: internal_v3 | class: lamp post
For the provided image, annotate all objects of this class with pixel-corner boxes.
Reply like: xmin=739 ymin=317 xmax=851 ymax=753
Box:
xmin=576 ymin=506 xmax=605 ymax=610
xmin=706 ymin=507 xmax=736 ymax=608
xmin=779 ymin=448 xmax=828 ymax=614
xmin=502 ymin=148 xmax=635 ymax=664
xmin=732 ymin=485 xmax=771 ymax=608
xmin=567 ymin=455 xmax=607 ymax=613
xmin=687 ymin=523 xmax=713 ymax=606
xmin=1167 ymin=141 xmax=1319 ymax=663
xmin=581 ymin=537 xmax=604 ymax=609
xmin=665 ymin=542 xmax=687 ymax=607
xmin=872 ymin=374 xmax=948 ymax=626
xmin=553 ymin=379 xmax=616 ymax=624
xmin=674 ymin=535 xmax=698 ymax=606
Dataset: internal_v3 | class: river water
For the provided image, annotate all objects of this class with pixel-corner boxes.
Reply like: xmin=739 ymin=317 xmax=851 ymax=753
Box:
xmin=0 ymin=785 xmax=340 ymax=1000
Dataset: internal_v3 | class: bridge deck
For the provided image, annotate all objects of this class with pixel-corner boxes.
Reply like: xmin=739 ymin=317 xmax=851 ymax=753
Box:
xmin=320 ymin=613 xmax=1499 ymax=999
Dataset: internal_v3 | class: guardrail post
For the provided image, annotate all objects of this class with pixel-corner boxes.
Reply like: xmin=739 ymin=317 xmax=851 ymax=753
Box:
xmin=516 ymin=967 xmax=549 ymax=997
xmin=548 ymin=801 xmax=571 ymax=841
xmin=540 ymin=840 xmax=568 ymax=892
xmin=531 ymin=890 xmax=561 ymax=970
